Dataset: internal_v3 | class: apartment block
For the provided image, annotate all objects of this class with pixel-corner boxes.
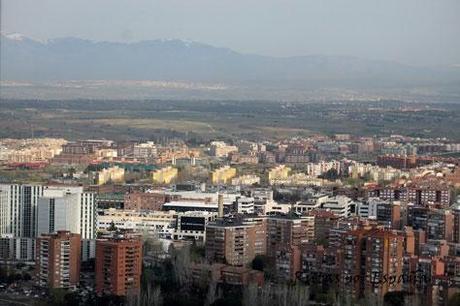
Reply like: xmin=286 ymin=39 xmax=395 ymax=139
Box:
xmin=205 ymin=219 xmax=256 ymax=266
xmin=0 ymin=237 xmax=35 ymax=261
xmin=368 ymin=178 xmax=451 ymax=208
xmin=375 ymin=202 xmax=401 ymax=229
xmin=95 ymin=235 xmax=143 ymax=296
xmin=268 ymin=165 xmax=291 ymax=183
xmin=309 ymin=210 xmax=339 ymax=243
xmin=124 ymin=192 xmax=166 ymax=211
xmin=51 ymin=141 xmax=101 ymax=165
xmin=426 ymin=210 xmax=454 ymax=241
xmin=274 ymin=245 xmax=301 ymax=282
xmin=133 ymin=142 xmax=157 ymax=159
xmin=376 ymin=155 xmax=419 ymax=169
xmin=338 ymin=228 xmax=404 ymax=299
xmin=152 ymin=166 xmax=178 ymax=184
xmin=364 ymin=229 xmax=404 ymax=297
xmin=241 ymin=216 xmax=267 ymax=256
xmin=405 ymin=178 xmax=451 ymax=207
xmin=266 ymin=215 xmax=312 ymax=258
xmin=452 ymin=204 xmax=460 ymax=243
xmin=210 ymin=166 xmax=237 ymax=185
xmin=229 ymin=152 xmax=259 ymax=165
xmin=209 ymin=141 xmax=238 ymax=158
xmin=407 ymin=205 xmax=429 ymax=231
xmin=300 ymin=243 xmax=325 ymax=276
xmin=96 ymin=166 xmax=125 ymax=185
xmin=36 ymin=231 xmax=81 ymax=289
xmin=338 ymin=229 xmax=368 ymax=298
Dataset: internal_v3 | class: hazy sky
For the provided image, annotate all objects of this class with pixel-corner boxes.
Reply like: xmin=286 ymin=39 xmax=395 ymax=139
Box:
xmin=2 ymin=0 xmax=460 ymax=66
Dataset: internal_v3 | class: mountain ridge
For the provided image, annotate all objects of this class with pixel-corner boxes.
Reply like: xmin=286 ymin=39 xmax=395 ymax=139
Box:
xmin=1 ymin=34 xmax=459 ymax=89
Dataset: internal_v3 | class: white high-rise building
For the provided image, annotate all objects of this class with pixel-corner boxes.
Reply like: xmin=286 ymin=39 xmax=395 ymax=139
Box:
xmin=0 ymin=188 xmax=10 ymax=235
xmin=38 ymin=186 xmax=96 ymax=261
xmin=0 ymin=184 xmax=44 ymax=261
xmin=0 ymin=236 xmax=35 ymax=262
xmin=37 ymin=191 xmax=79 ymax=236
xmin=37 ymin=186 xmax=96 ymax=238
xmin=0 ymin=184 xmax=44 ymax=238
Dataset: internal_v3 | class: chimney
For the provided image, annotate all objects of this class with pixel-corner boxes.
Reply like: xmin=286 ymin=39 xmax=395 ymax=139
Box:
xmin=218 ymin=193 xmax=224 ymax=218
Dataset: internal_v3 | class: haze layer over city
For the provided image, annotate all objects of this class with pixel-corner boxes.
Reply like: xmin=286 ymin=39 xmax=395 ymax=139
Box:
xmin=0 ymin=1 xmax=460 ymax=306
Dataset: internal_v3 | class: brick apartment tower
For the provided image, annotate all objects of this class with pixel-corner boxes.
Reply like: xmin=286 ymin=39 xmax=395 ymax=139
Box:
xmin=426 ymin=209 xmax=454 ymax=241
xmin=266 ymin=215 xmax=311 ymax=258
xmin=364 ymin=229 xmax=404 ymax=297
xmin=95 ymin=236 xmax=143 ymax=296
xmin=453 ymin=204 xmax=460 ymax=243
xmin=36 ymin=231 xmax=81 ymax=289
xmin=205 ymin=220 xmax=256 ymax=266
xmin=338 ymin=228 xmax=404 ymax=299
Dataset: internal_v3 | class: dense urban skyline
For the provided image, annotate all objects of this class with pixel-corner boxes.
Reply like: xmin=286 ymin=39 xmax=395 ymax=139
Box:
xmin=0 ymin=132 xmax=459 ymax=305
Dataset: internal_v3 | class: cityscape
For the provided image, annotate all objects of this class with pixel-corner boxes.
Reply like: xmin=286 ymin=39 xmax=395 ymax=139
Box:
xmin=0 ymin=134 xmax=458 ymax=305
xmin=1 ymin=1 xmax=460 ymax=306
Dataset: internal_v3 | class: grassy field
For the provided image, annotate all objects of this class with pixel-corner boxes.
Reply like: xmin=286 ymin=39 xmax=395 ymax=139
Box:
xmin=0 ymin=99 xmax=459 ymax=142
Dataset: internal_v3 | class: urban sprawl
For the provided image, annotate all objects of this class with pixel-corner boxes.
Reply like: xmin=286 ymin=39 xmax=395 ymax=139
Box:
xmin=0 ymin=134 xmax=460 ymax=306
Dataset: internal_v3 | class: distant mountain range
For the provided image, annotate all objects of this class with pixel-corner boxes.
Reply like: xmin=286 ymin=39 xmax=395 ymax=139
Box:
xmin=2 ymin=33 xmax=459 ymax=90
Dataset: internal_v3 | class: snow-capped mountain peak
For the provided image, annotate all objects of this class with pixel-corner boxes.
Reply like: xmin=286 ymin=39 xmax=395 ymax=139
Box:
xmin=1 ymin=32 xmax=43 ymax=43
xmin=3 ymin=32 xmax=27 ymax=41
